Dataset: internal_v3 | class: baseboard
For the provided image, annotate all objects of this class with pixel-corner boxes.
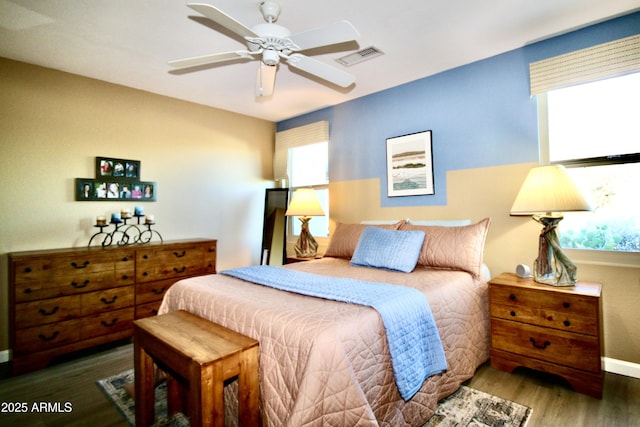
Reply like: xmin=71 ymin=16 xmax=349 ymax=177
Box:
xmin=0 ymin=349 xmax=10 ymax=364
xmin=604 ymin=357 xmax=640 ymax=379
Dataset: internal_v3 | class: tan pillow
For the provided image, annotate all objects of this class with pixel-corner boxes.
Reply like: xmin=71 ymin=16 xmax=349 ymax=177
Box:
xmin=324 ymin=220 xmax=405 ymax=258
xmin=399 ymin=218 xmax=491 ymax=278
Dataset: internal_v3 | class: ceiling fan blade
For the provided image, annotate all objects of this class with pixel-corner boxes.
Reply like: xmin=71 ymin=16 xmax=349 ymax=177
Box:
xmin=168 ymin=51 xmax=252 ymax=69
xmin=287 ymin=21 xmax=360 ymax=51
xmin=287 ymin=54 xmax=355 ymax=87
xmin=256 ymin=63 xmax=277 ymax=97
xmin=187 ymin=3 xmax=258 ymax=38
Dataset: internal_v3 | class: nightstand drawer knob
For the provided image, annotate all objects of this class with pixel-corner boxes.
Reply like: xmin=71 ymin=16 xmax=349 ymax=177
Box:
xmin=563 ymin=302 xmax=570 ymax=308
xmin=530 ymin=337 xmax=551 ymax=350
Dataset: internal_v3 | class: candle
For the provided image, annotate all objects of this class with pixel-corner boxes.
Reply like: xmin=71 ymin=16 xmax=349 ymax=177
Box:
xmin=145 ymin=214 xmax=154 ymax=224
xmin=111 ymin=212 xmax=122 ymax=223
xmin=134 ymin=205 xmax=144 ymax=216
xmin=96 ymin=216 xmax=107 ymax=226
xmin=121 ymin=208 xmax=131 ymax=219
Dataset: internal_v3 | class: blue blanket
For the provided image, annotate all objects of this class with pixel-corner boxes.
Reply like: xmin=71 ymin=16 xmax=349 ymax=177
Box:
xmin=221 ymin=265 xmax=447 ymax=400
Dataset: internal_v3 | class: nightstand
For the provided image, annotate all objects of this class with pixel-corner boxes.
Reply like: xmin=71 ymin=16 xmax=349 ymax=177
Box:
xmin=488 ymin=272 xmax=603 ymax=398
xmin=286 ymin=256 xmax=322 ymax=264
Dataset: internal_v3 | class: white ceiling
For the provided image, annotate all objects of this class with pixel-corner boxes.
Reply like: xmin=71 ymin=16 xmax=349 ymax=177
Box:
xmin=1 ymin=0 xmax=639 ymax=122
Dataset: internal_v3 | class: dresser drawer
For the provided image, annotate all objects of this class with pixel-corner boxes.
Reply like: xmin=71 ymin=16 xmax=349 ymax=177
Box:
xmin=136 ymin=245 xmax=205 ymax=282
xmin=136 ymin=278 xmax=176 ymax=305
xmin=135 ymin=301 xmax=162 ymax=319
xmin=80 ymin=286 xmax=135 ymax=316
xmin=82 ymin=307 xmax=134 ymax=339
xmin=43 ymin=252 xmax=116 ymax=277
xmin=15 ymin=295 xmax=82 ymax=328
xmin=14 ymin=270 xmax=119 ymax=303
xmin=491 ymin=318 xmax=600 ymax=373
xmin=14 ymin=318 xmax=84 ymax=354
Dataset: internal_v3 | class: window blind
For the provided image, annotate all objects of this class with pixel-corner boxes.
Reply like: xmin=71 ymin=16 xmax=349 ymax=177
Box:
xmin=274 ymin=121 xmax=329 ymax=180
xmin=530 ymin=33 xmax=640 ymax=95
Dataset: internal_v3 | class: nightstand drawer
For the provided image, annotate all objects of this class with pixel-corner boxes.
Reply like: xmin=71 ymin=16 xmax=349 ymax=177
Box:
xmin=489 ymin=284 xmax=598 ymax=319
xmin=490 ymin=303 xmax=598 ymax=335
xmin=491 ymin=318 xmax=600 ymax=373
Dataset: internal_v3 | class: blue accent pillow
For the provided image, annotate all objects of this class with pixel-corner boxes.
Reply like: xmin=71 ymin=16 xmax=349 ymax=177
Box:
xmin=350 ymin=227 xmax=426 ymax=273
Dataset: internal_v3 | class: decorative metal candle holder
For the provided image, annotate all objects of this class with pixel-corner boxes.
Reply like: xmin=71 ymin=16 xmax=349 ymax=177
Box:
xmin=88 ymin=214 xmax=163 ymax=248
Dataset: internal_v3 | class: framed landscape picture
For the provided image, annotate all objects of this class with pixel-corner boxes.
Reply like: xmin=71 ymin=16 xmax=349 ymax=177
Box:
xmin=386 ymin=130 xmax=434 ymax=197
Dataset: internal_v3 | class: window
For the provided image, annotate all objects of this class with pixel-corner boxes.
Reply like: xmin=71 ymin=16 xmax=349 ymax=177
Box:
xmin=288 ymin=142 xmax=329 ymax=237
xmin=274 ymin=121 xmax=330 ymax=239
xmin=542 ymin=72 xmax=640 ymax=252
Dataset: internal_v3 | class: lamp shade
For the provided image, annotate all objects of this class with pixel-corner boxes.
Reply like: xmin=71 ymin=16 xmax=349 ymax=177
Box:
xmin=510 ymin=165 xmax=592 ymax=215
xmin=285 ymin=188 xmax=325 ymax=217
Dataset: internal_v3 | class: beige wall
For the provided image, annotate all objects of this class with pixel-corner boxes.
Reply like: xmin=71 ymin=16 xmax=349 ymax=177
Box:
xmin=0 ymin=58 xmax=275 ymax=352
xmin=328 ymin=164 xmax=640 ymax=365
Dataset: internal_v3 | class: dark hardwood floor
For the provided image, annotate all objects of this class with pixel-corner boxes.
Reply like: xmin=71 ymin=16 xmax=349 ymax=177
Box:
xmin=0 ymin=342 xmax=638 ymax=426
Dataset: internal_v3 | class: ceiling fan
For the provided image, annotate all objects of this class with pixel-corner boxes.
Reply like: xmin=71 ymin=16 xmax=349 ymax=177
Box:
xmin=169 ymin=2 xmax=360 ymax=97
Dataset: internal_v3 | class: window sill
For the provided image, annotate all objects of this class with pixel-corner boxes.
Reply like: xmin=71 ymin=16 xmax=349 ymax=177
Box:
xmin=565 ymin=248 xmax=640 ymax=268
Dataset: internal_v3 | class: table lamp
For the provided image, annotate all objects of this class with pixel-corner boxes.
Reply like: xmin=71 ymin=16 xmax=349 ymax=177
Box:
xmin=285 ymin=188 xmax=325 ymax=258
xmin=510 ymin=165 xmax=592 ymax=286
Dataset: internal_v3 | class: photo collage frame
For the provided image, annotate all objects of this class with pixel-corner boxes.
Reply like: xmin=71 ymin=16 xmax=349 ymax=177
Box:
xmin=76 ymin=157 xmax=156 ymax=201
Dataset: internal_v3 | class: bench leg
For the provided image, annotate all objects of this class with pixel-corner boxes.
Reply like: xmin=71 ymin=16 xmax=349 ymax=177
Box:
xmin=167 ymin=374 xmax=184 ymax=417
xmin=190 ymin=362 xmax=224 ymax=427
xmin=238 ymin=346 xmax=260 ymax=427
xmin=134 ymin=342 xmax=155 ymax=427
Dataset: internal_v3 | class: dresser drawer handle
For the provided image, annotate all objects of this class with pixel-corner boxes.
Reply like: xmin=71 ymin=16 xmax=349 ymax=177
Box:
xmin=122 ymin=274 xmax=129 ymax=280
xmin=208 ymin=248 xmax=215 ymax=253
xmin=143 ymin=254 xmax=149 ymax=259
xmin=143 ymin=272 xmax=148 ymax=276
xmin=100 ymin=296 xmax=118 ymax=305
xmin=151 ymin=309 xmax=158 ymax=315
xmin=151 ymin=287 xmax=166 ymax=295
xmin=71 ymin=260 xmax=90 ymax=269
xmin=39 ymin=306 xmax=59 ymax=316
xmin=24 ymin=288 xmax=32 ymax=294
xmin=509 ymin=294 xmax=516 ymax=301
xmin=24 ymin=267 xmax=33 ymax=273
xmin=174 ymin=266 xmax=186 ymax=274
xmin=122 ymin=256 xmax=129 ymax=262
xmin=564 ymin=320 xmax=571 ymax=327
xmin=563 ymin=302 xmax=570 ymax=309
xmin=510 ymin=311 xmax=516 ymax=317
xmin=529 ymin=337 xmax=551 ymax=350
xmin=38 ymin=331 xmax=59 ymax=342
xmin=101 ymin=318 xmax=118 ymax=327
xmin=71 ymin=279 xmax=90 ymax=289
xmin=173 ymin=251 xmax=186 ymax=258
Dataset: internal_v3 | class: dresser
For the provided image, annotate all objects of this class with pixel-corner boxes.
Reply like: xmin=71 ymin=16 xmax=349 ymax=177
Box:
xmin=9 ymin=238 xmax=216 ymax=374
xmin=488 ymin=272 xmax=603 ymax=398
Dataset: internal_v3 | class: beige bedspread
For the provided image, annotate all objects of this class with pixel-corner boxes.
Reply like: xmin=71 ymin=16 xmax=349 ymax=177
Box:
xmin=158 ymin=257 xmax=490 ymax=426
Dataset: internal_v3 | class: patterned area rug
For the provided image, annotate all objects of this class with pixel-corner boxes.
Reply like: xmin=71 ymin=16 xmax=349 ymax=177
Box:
xmin=97 ymin=369 xmax=532 ymax=427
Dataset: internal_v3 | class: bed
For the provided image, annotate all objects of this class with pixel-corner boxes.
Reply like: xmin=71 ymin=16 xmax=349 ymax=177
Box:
xmin=158 ymin=218 xmax=491 ymax=426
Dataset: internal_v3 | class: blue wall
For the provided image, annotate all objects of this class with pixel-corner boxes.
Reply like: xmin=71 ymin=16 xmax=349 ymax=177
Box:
xmin=278 ymin=12 xmax=640 ymax=208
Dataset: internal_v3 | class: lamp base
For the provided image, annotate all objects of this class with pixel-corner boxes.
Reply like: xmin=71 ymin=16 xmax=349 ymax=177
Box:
xmin=533 ymin=215 xmax=577 ymax=287
xmin=533 ymin=259 xmax=576 ymax=287
xmin=294 ymin=216 xmax=319 ymax=258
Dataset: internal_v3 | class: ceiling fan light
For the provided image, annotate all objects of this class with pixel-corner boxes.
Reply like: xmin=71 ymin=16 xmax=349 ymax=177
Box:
xmin=262 ymin=49 xmax=280 ymax=66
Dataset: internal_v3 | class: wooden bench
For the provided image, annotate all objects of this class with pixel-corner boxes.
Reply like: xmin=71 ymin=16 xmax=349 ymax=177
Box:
xmin=133 ymin=310 xmax=259 ymax=426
